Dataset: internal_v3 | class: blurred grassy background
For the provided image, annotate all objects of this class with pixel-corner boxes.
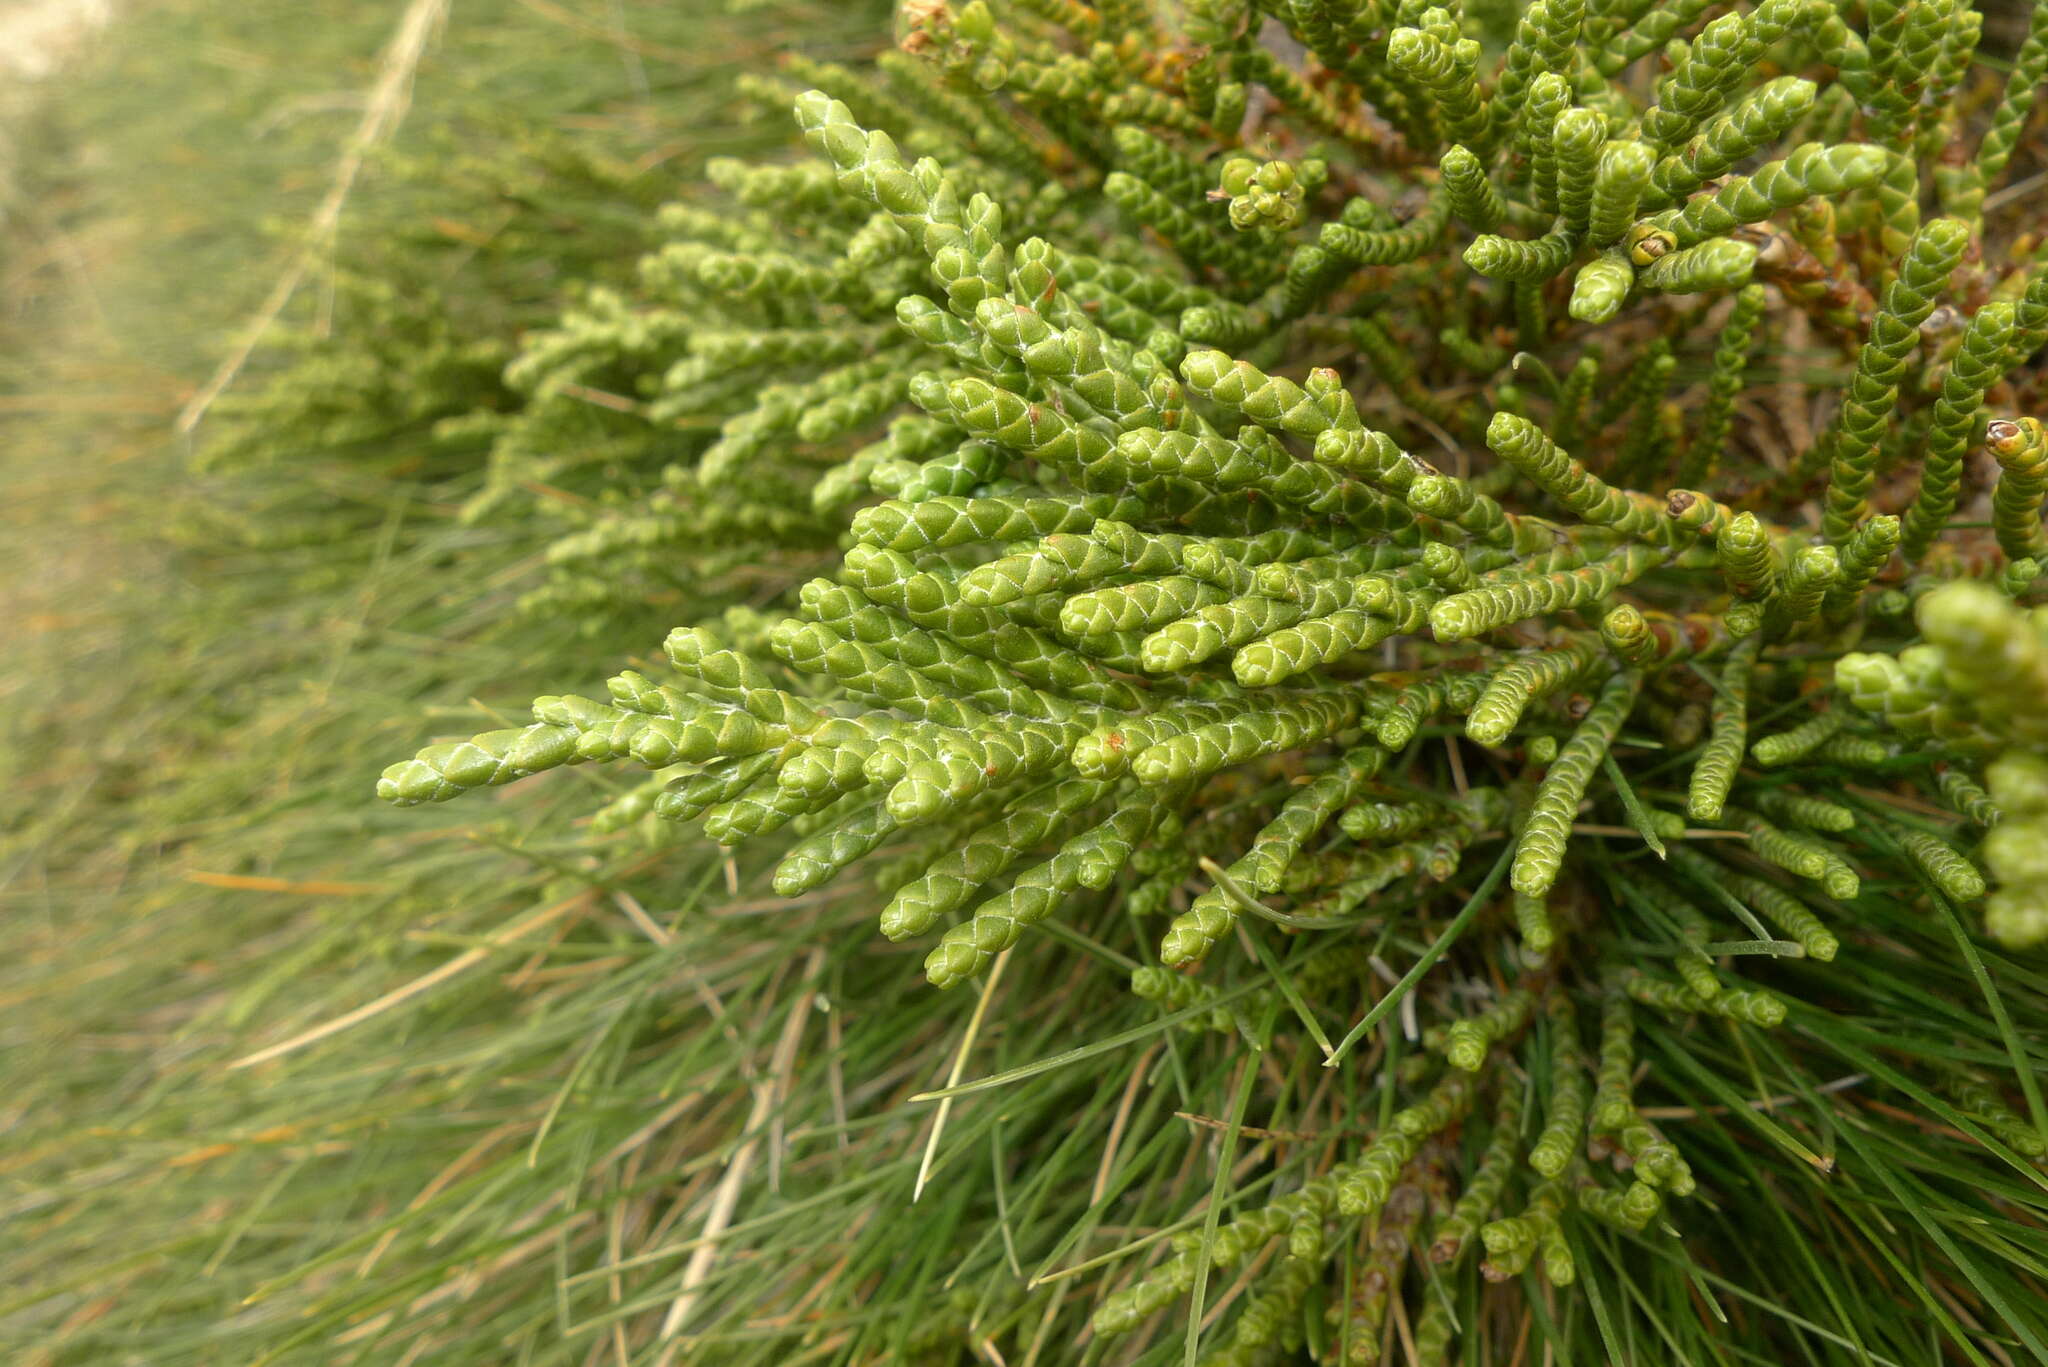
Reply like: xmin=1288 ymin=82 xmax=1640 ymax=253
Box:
xmin=0 ymin=4 xmax=940 ymax=1362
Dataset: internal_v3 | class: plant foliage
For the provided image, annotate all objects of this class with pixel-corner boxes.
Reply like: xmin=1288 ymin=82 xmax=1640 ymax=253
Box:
xmin=23 ymin=0 xmax=2048 ymax=1360
xmin=363 ymin=0 xmax=2048 ymax=1358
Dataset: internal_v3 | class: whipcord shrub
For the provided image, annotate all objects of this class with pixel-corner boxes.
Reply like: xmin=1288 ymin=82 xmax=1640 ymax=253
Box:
xmin=367 ymin=0 xmax=2048 ymax=1359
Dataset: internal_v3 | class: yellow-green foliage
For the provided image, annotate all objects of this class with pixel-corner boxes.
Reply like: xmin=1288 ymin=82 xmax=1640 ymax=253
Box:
xmin=365 ymin=0 xmax=2048 ymax=1358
